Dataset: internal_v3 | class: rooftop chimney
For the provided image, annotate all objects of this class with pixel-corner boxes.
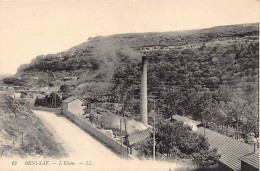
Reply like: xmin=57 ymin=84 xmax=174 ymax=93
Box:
xmin=140 ymin=56 xmax=148 ymax=125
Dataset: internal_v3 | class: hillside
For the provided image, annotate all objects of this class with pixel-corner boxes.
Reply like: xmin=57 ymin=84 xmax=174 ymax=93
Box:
xmin=13 ymin=23 xmax=258 ymax=91
xmin=6 ymin=23 xmax=259 ymax=136
xmin=0 ymin=93 xmax=67 ymax=158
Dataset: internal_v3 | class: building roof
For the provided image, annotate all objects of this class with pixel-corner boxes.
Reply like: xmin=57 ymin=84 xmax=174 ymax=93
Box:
xmin=128 ymin=128 xmax=152 ymax=146
xmin=62 ymin=96 xmax=85 ymax=103
xmin=240 ymin=152 xmax=259 ymax=169
xmin=197 ymin=127 xmax=258 ymax=171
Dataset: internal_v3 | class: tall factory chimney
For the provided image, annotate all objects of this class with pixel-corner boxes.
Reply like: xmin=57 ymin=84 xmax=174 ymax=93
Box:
xmin=140 ymin=55 xmax=148 ymax=125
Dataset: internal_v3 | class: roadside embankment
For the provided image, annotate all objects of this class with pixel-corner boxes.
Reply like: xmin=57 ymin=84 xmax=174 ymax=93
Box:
xmin=0 ymin=94 xmax=67 ymax=158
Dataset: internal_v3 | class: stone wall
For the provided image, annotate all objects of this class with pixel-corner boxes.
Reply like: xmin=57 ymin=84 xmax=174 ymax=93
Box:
xmin=29 ymin=106 xmax=61 ymax=113
xmin=63 ymin=110 xmax=131 ymax=159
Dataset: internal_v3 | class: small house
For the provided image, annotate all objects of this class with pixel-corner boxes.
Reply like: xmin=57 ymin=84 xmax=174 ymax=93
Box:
xmin=62 ymin=96 xmax=86 ymax=115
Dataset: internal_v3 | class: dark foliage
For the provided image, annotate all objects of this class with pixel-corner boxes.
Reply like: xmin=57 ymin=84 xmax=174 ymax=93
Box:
xmin=34 ymin=92 xmax=61 ymax=108
xmin=135 ymin=121 xmax=220 ymax=169
xmin=60 ymin=84 xmax=70 ymax=92
xmin=112 ymin=40 xmax=259 ymax=138
xmin=3 ymin=77 xmax=25 ymax=86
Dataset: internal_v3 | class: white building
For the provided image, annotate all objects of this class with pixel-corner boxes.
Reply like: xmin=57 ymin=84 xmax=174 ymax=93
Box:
xmin=62 ymin=96 xmax=86 ymax=115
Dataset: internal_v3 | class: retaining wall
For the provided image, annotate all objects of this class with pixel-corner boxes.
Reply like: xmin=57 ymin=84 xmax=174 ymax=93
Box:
xmin=29 ymin=106 xmax=61 ymax=113
xmin=63 ymin=110 xmax=130 ymax=159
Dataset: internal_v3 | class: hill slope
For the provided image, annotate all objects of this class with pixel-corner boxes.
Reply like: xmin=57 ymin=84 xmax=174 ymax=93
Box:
xmin=9 ymin=23 xmax=259 ymax=136
xmin=0 ymin=94 xmax=67 ymax=158
xmin=14 ymin=23 xmax=258 ymax=91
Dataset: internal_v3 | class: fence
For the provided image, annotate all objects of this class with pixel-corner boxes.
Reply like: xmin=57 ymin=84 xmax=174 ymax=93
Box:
xmin=62 ymin=110 xmax=131 ymax=159
xmin=208 ymin=122 xmax=243 ymax=140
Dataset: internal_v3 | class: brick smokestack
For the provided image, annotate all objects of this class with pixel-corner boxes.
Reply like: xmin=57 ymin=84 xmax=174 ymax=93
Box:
xmin=140 ymin=55 xmax=148 ymax=125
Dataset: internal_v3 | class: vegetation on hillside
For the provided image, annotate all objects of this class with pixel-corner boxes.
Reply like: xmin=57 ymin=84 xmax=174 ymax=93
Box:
xmin=0 ymin=94 xmax=67 ymax=157
xmin=12 ymin=23 xmax=259 ymax=139
xmin=113 ymin=40 xmax=259 ymax=137
xmin=3 ymin=77 xmax=25 ymax=86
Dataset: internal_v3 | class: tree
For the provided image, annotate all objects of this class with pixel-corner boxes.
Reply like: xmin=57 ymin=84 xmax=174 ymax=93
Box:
xmin=60 ymin=84 xmax=70 ymax=92
xmin=34 ymin=92 xmax=62 ymax=108
xmin=134 ymin=137 xmax=154 ymax=160
xmin=135 ymin=121 xmax=220 ymax=169
xmin=196 ymin=92 xmax=216 ymax=127
xmin=89 ymin=114 xmax=95 ymax=124
xmin=60 ymin=84 xmax=70 ymax=100
xmin=192 ymin=148 xmax=221 ymax=169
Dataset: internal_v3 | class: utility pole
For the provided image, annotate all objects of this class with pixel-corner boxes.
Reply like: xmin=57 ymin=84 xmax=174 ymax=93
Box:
xmin=120 ymin=119 xmax=123 ymax=158
xmin=153 ymin=99 xmax=156 ymax=161
xmin=89 ymin=103 xmax=91 ymax=114
xmin=122 ymin=103 xmax=129 ymax=158
xmin=204 ymin=121 xmax=206 ymax=136
xmin=124 ymin=117 xmax=129 ymax=158
xmin=202 ymin=111 xmax=206 ymax=136
xmin=54 ymin=92 xmax=56 ymax=108
xmin=167 ymin=79 xmax=170 ymax=119
xmin=22 ymin=132 xmax=23 ymax=145
xmin=236 ymin=112 xmax=239 ymax=140
xmin=51 ymin=93 xmax=54 ymax=108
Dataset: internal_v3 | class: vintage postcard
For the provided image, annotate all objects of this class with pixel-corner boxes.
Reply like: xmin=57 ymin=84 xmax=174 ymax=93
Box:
xmin=0 ymin=0 xmax=259 ymax=170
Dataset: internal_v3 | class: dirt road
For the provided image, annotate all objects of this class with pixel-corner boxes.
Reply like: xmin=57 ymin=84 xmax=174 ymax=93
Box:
xmin=0 ymin=110 xmax=184 ymax=171
xmin=33 ymin=110 xmax=122 ymax=166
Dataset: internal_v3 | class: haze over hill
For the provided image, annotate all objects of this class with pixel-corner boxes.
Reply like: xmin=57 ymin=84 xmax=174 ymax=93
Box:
xmin=0 ymin=74 xmax=12 ymax=80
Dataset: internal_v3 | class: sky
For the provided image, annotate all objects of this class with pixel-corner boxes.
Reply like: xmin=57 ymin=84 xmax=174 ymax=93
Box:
xmin=0 ymin=0 xmax=259 ymax=75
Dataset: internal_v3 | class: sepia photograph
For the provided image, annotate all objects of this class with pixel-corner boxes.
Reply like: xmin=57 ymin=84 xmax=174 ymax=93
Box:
xmin=0 ymin=0 xmax=259 ymax=170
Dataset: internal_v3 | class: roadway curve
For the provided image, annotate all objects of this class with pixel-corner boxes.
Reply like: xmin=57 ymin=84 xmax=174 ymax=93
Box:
xmin=0 ymin=110 xmax=184 ymax=171
xmin=32 ymin=110 xmax=122 ymax=170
